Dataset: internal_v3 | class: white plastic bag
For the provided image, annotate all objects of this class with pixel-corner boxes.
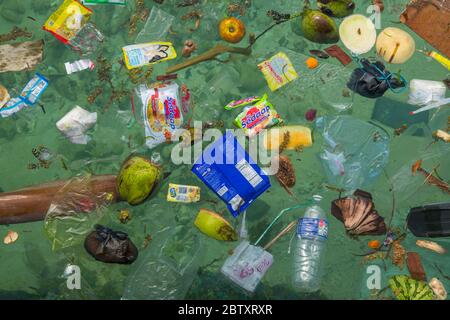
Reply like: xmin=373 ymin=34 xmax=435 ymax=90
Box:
xmin=408 ymin=79 xmax=446 ymax=106
xmin=56 ymin=106 xmax=97 ymax=144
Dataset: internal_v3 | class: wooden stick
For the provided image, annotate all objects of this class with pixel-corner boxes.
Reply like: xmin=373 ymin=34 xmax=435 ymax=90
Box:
xmin=264 ymin=220 xmax=297 ymax=250
xmin=0 ymin=175 xmax=119 ymax=225
xmin=166 ymin=44 xmax=252 ymax=74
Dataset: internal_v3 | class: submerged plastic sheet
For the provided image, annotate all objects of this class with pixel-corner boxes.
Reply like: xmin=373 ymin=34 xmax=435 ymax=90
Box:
xmin=122 ymin=226 xmax=202 ymax=300
xmin=316 ymin=116 xmax=390 ymax=190
xmin=44 ymin=174 xmax=114 ymax=250
xmin=135 ymin=7 xmax=175 ymax=43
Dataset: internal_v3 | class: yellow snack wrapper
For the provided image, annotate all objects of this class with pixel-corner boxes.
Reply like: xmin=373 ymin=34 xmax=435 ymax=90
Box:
xmin=167 ymin=184 xmax=200 ymax=203
xmin=122 ymin=42 xmax=177 ymax=70
xmin=258 ymin=52 xmax=299 ymax=91
xmin=43 ymin=0 xmax=93 ymax=44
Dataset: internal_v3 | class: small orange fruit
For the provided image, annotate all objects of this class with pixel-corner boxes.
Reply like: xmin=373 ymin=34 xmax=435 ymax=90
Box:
xmin=219 ymin=17 xmax=246 ymax=44
xmin=368 ymin=240 xmax=381 ymax=250
xmin=306 ymin=57 xmax=319 ymax=69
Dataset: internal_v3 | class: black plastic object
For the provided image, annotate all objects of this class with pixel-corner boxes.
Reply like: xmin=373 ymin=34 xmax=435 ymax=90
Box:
xmin=347 ymin=59 xmax=405 ymax=98
xmin=84 ymin=225 xmax=138 ymax=264
xmin=407 ymin=203 xmax=450 ymax=238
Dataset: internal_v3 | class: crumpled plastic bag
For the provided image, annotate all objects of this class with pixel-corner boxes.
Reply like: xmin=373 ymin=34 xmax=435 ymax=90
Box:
xmin=56 ymin=106 xmax=97 ymax=144
xmin=44 ymin=174 xmax=114 ymax=251
xmin=122 ymin=226 xmax=202 ymax=300
xmin=316 ymin=116 xmax=390 ymax=190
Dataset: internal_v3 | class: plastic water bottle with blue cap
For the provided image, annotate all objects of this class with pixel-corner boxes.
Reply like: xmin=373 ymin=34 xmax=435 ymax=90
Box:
xmin=293 ymin=195 xmax=328 ymax=293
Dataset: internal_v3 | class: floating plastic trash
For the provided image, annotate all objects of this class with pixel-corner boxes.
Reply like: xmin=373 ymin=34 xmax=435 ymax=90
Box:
xmin=43 ymin=0 xmax=93 ymax=44
xmin=192 ymin=131 xmax=271 ymax=217
xmin=0 ymin=73 xmax=49 ymax=118
xmin=84 ymin=225 xmax=138 ymax=264
xmin=122 ymin=42 xmax=177 ymax=70
xmin=347 ymin=58 xmax=407 ymax=98
xmin=56 ymin=106 xmax=97 ymax=144
xmin=135 ymin=81 xmax=184 ymax=149
xmin=316 ymin=116 xmax=390 ymax=190
xmin=258 ymin=52 xmax=299 ymax=91
xmin=408 ymin=79 xmax=447 ymax=106
xmin=221 ymin=240 xmax=273 ymax=293
xmin=135 ymin=7 xmax=175 ymax=43
xmin=122 ymin=226 xmax=202 ymax=300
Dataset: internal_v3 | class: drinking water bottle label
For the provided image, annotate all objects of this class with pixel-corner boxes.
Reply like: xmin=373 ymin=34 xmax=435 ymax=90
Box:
xmin=297 ymin=218 xmax=328 ymax=241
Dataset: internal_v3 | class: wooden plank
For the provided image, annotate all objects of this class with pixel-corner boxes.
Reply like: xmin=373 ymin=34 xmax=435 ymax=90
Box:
xmin=0 ymin=40 xmax=44 ymax=73
xmin=400 ymin=0 xmax=450 ymax=58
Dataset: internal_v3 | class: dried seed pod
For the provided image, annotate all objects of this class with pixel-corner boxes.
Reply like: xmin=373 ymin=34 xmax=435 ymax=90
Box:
xmin=392 ymin=240 xmax=406 ymax=269
xmin=416 ymin=240 xmax=447 ymax=254
xmin=276 ymin=155 xmax=296 ymax=188
xmin=407 ymin=252 xmax=426 ymax=281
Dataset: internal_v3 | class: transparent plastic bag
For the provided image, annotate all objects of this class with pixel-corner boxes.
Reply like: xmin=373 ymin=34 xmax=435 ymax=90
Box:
xmin=44 ymin=174 xmax=115 ymax=250
xmin=122 ymin=226 xmax=202 ymax=300
xmin=68 ymin=23 xmax=105 ymax=55
xmin=135 ymin=7 xmax=175 ymax=43
xmin=316 ymin=116 xmax=390 ymax=190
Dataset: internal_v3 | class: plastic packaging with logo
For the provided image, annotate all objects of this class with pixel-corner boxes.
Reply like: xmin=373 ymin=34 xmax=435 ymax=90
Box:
xmin=122 ymin=42 xmax=177 ymax=70
xmin=65 ymin=59 xmax=95 ymax=74
xmin=225 ymin=94 xmax=283 ymax=137
xmin=0 ymin=73 xmax=49 ymax=118
xmin=258 ymin=52 xmax=299 ymax=91
xmin=167 ymin=183 xmax=200 ymax=203
xmin=135 ymin=81 xmax=183 ymax=149
xmin=192 ymin=131 xmax=271 ymax=217
xmin=43 ymin=0 xmax=93 ymax=44
xmin=81 ymin=0 xmax=126 ymax=5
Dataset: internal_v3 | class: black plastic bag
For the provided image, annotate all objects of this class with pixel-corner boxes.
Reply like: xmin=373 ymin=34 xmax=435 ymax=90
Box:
xmin=84 ymin=225 xmax=138 ymax=264
xmin=347 ymin=59 xmax=406 ymax=98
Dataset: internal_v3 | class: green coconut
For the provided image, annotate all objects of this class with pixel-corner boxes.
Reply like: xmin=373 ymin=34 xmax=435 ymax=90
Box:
xmin=318 ymin=0 xmax=355 ymax=18
xmin=117 ymin=155 xmax=162 ymax=205
xmin=294 ymin=1 xmax=339 ymax=44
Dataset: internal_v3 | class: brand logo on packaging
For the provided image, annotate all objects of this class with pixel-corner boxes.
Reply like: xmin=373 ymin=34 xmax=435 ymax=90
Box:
xmin=165 ymin=97 xmax=180 ymax=130
xmin=240 ymin=105 xmax=270 ymax=129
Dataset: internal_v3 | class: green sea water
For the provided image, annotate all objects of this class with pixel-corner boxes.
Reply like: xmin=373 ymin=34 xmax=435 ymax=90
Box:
xmin=0 ymin=0 xmax=449 ymax=300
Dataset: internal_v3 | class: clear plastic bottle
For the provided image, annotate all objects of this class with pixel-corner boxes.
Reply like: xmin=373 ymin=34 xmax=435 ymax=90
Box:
xmin=293 ymin=203 xmax=328 ymax=293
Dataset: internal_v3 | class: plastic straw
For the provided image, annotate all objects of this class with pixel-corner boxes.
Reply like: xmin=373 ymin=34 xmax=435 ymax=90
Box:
xmin=409 ymin=98 xmax=450 ymax=115
xmin=254 ymin=201 xmax=312 ymax=246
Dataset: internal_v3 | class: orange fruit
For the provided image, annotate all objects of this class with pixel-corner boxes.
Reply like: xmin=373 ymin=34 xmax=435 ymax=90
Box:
xmin=219 ymin=17 xmax=246 ymax=44
xmin=306 ymin=57 xmax=319 ymax=69
xmin=368 ymin=240 xmax=381 ymax=250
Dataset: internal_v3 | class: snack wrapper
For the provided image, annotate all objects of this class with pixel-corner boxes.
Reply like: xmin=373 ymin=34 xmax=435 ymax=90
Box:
xmin=123 ymin=42 xmax=177 ymax=70
xmin=82 ymin=0 xmax=126 ymax=5
xmin=167 ymin=184 xmax=200 ymax=203
xmin=43 ymin=0 xmax=93 ymax=44
xmin=226 ymin=94 xmax=283 ymax=137
xmin=258 ymin=52 xmax=298 ymax=91
xmin=136 ymin=82 xmax=183 ymax=149
xmin=192 ymin=131 xmax=271 ymax=217
xmin=0 ymin=73 xmax=49 ymax=118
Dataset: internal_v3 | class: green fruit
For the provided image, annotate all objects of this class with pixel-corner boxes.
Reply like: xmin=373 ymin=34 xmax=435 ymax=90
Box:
xmin=194 ymin=209 xmax=238 ymax=241
xmin=389 ymin=275 xmax=434 ymax=300
xmin=318 ymin=0 xmax=355 ymax=18
xmin=117 ymin=155 xmax=161 ymax=205
xmin=295 ymin=7 xmax=339 ymax=44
